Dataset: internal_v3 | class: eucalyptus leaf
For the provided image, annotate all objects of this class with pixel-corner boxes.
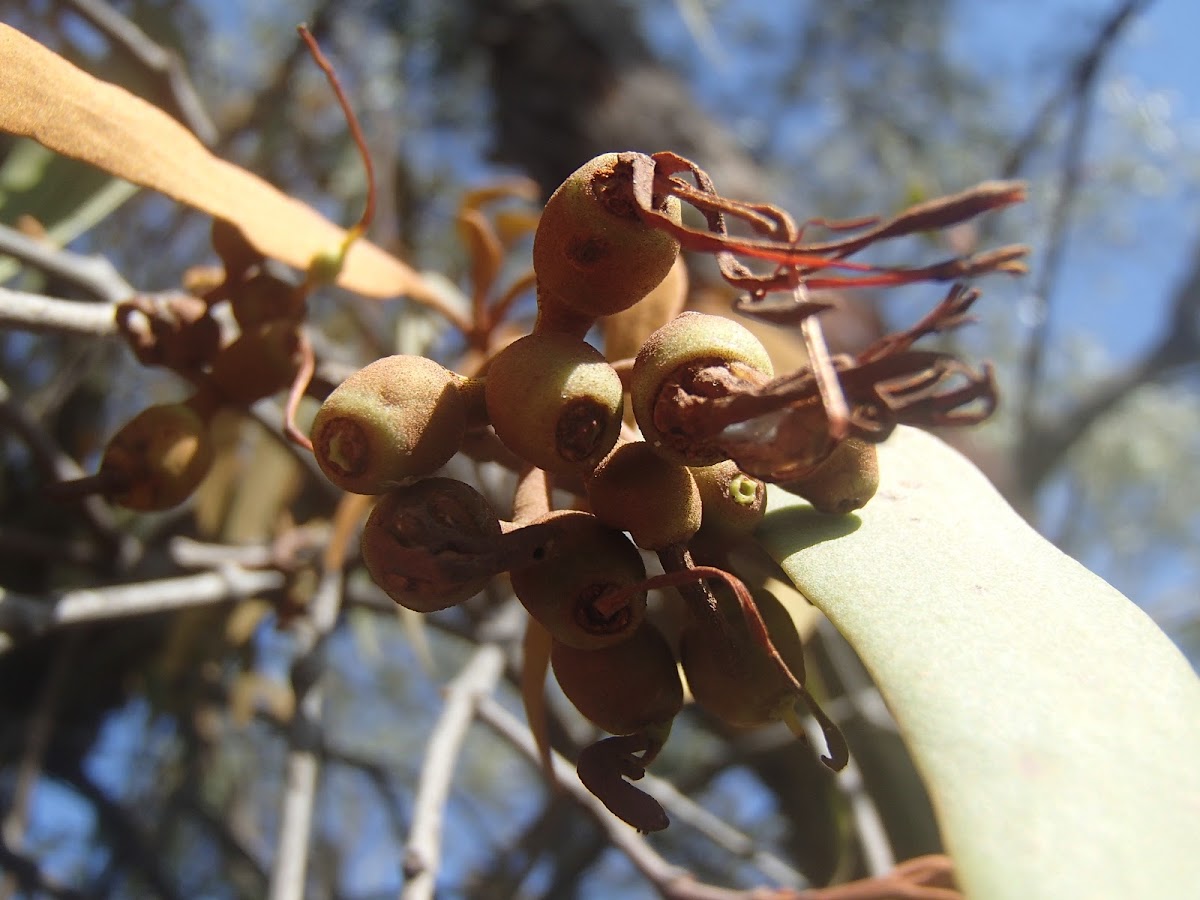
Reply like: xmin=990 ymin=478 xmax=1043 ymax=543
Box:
xmin=758 ymin=426 xmax=1200 ymax=899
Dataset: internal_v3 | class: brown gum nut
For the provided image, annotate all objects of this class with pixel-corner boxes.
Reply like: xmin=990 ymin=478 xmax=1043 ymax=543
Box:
xmin=310 ymin=355 xmax=468 ymax=495
xmin=777 ymin=437 xmax=880 ymax=514
xmin=360 ymin=477 xmax=501 ymax=612
xmin=680 ymin=585 xmax=807 ymax=729
xmin=508 ymin=510 xmax=647 ymax=650
xmin=691 ymin=460 xmax=766 ymax=536
xmin=102 ymin=401 xmax=214 ymax=511
xmin=230 ymin=271 xmax=306 ymax=330
xmin=533 ymin=152 xmax=682 ymax=318
xmin=586 ymin=441 xmax=701 ymax=551
xmin=207 ymin=320 xmax=304 ymax=406
xmin=551 ymin=621 xmax=683 ymax=737
xmin=631 ymin=311 xmax=773 ymax=466
xmin=484 ymin=332 xmax=623 ymax=478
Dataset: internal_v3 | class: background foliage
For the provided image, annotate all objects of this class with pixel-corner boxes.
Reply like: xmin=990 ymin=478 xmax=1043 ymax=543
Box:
xmin=0 ymin=0 xmax=1197 ymax=897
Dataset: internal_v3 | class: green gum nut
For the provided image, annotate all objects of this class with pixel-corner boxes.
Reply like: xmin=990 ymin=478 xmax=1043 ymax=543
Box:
xmin=311 ymin=355 xmax=468 ymax=495
xmin=484 ymin=333 xmax=623 ymax=478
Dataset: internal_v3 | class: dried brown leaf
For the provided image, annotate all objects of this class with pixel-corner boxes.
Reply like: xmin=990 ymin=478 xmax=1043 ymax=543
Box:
xmin=0 ymin=24 xmax=436 ymax=302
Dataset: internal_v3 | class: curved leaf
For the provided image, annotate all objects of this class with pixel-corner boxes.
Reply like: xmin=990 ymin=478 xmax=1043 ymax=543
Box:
xmin=0 ymin=23 xmax=437 ymax=303
xmin=759 ymin=426 xmax=1200 ymax=899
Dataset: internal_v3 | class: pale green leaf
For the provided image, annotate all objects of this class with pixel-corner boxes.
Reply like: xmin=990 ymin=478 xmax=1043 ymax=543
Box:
xmin=759 ymin=426 xmax=1200 ymax=899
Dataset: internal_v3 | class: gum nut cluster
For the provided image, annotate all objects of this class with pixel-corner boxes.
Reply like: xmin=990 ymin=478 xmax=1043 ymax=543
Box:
xmin=299 ymin=153 xmax=875 ymax=826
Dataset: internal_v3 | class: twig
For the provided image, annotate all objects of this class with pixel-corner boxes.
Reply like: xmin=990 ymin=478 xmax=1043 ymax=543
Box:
xmin=1018 ymin=240 xmax=1200 ymax=490
xmin=0 ymin=568 xmax=285 ymax=649
xmin=401 ymin=643 xmax=507 ymax=900
xmin=637 ymin=772 xmax=807 ymax=889
xmin=0 ymin=377 xmax=141 ymax=568
xmin=1013 ymin=0 xmax=1149 ymax=449
xmin=267 ymin=565 xmax=344 ymax=900
xmin=797 ymin=717 xmax=892 ymax=879
xmin=0 ymin=634 xmax=77 ymax=900
xmin=0 ymin=838 xmax=84 ymax=900
xmin=0 ymin=223 xmax=133 ymax=304
xmin=52 ymin=760 xmax=183 ymax=900
xmin=58 ymin=0 xmax=218 ymax=145
xmin=248 ymin=399 xmax=343 ymax=501
xmin=169 ymin=526 xmax=331 ymax=571
xmin=475 ymin=696 xmax=700 ymax=896
xmin=0 ymin=287 xmax=117 ymax=337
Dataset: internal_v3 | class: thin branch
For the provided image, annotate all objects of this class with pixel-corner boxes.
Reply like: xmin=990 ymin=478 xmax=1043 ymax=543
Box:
xmin=1013 ymin=0 xmax=1150 ymax=450
xmin=0 ymin=838 xmax=84 ymax=900
xmin=57 ymin=0 xmax=218 ymax=145
xmin=0 ymin=287 xmax=117 ymax=337
xmin=249 ymin=399 xmax=343 ymax=501
xmin=401 ymin=643 xmax=507 ymax=900
xmin=267 ymin=566 xmax=344 ymax=900
xmin=0 ymin=377 xmax=141 ymax=568
xmin=797 ymin=716 xmax=892 ymax=879
xmin=1000 ymin=0 xmax=1154 ymax=178
xmin=1018 ymin=239 xmax=1200 ymax=490
xmin=0 ymin=567 xmax=285 ymax=650
xmin=0 ymin=223 xmax=133 ymax=304
xmin=637 ymin=772 xmax=807 ymax=889
xmin=52 ymin=761 xmax=183 ymax=900
xmin=475 ymin=696 xmax=710 ymax=899
xmin=0 ymin=633 xmax=77 ymax=900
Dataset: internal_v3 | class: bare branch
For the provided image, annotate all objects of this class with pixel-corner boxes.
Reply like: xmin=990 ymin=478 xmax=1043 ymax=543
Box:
xmin=1012 ymin=0 xmax=1151 ymax=452
xmin=1018 ymin=234 xmax=1200 ymax=491
xmin=401 ymin=644 xmax=507 ymax=900
xmin=0 ymin=223 xmax=133 ymax=304
xmin=0 ymin=286 xmax=117 ymax=337
xmin=475 ymin=696 xmax=704 ymax=899
xmin=0 ymin=635 xmax=77 ymax=900
xmin=0 ymin=377 xmax=141 ymax=567
xmin=58 ymin=0 xmax=218 ymax=145
xmin=0 ymin=568 xmax=285 ymax=651
xmin=0 ymin=837 xmax=85 ymax=900
xmin=267 ymin=567 xmax=344 ymax=900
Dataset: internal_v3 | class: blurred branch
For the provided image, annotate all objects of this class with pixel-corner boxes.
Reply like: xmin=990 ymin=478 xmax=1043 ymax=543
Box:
xmin=52 ymin=760 xmax=183 ymax=900
xmin=249 ymin=399 xmax=344 ymax=502
xmin=1000 ymin=0 xmax=1154 ymax=178
xmin=56 ymin=0 xmax=218 ymax=145
xmin=0 ymin=223 xmax=133 ymax=304
xmin=0 ymin=377 xmax=141 ymax=567
xmin=267 ymin=566 xmax=344 ymax=900
xmin=1019 ymin=234 xmax=1200 ymax=490
xmin=0 ymin=839 xmax=84 ymax=900
xmin=0 ymin=286 xmax=117 ymax=337
xmin=215 ymin=1 xmax=337 ymax=152
xmin=639 ymin=771 xmax=807 ymax=888
xmin=0 ymin=634 xmax=76 ymax=900
xmin=0 ymin=568 xmax=285 ymax=653
xmin=401 ymin=643 xmax=506 ymax=900
xmin=173 ymin=787 xmax=270 ymax=891
xmin=475 ymin=695 xmax=705 ymax=898
xmin=798 ymin=715 xmax=892 ymax=879
xmin=1008 ymin=0 xmax=1151 ymax=462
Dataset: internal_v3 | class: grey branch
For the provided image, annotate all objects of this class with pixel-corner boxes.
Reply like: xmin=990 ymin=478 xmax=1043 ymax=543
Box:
xmin=477 ymin=696 xmax=734 ymax=900
xmin=401 ymin=644 xmax=507 ymax=900
xmin=61 ymin=0 xmax=218 ymax=145
xmin=0 ymin=223 xmax=133 ymax=304
xmin=0 ymin=568 xmax=285 ymax=651
xmin=0 ymin=287 xmax=118 ymax=338
xmin=268 ymin=567 xmax=344 ymax=900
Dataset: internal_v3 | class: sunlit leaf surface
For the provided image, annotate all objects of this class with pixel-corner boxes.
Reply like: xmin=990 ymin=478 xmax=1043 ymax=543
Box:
xmin=0 ymin=23 xmax=436 ymax=302
xmin=759 ymin=426 xmax=1200 ymax=899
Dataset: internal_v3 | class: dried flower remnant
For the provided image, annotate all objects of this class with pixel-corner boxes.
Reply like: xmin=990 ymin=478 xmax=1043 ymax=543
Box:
xmin=621 ymin=152 xmax=1027 ymax=482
